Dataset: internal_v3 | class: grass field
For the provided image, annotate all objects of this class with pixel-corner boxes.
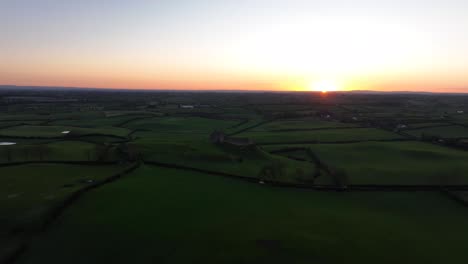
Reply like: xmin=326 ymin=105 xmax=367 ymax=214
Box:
xmin=0 ymin=121 xmax=44 ymax=128
xmin=265 ymin=142 xmax=468 ymax=185
xmin=3 ymin=91 xmax=468 ymax=263
xmin=0 ymin=125 xmax=130 ymax=138
xmin=123 ymin=116 xmax=239 ymax=133
xmin=405 ymin=122 xmax=450 ymax=129
xmin=239 ymin=128 xmax=403 ymax=144
xmin=136 ymin=139 xmax=316 ymax=183
xmin=0 ymin=140 xmax=113 ymax=163
xmin=0 ymin=112 xmax=104 ymax=122
xmin=0 ymin=163 xmax=128 ymax=259
xmin=17 ymin=166 xmax=468 ymax=264
xmin=49 ymin=114 xmax=153 ymax=127
xmin=250 ymin=118 xmax=359 ymax=131
xmin=407 ymin=125 xmax=468 ymax=138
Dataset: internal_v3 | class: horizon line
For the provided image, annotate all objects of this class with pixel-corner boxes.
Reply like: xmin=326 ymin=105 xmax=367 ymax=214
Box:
xmin=1 ymin=84 xmax=468 ymax=95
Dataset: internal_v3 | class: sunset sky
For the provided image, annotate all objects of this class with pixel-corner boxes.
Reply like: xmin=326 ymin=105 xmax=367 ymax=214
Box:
xmin=1 ymin=0 xmax=468 ymax=92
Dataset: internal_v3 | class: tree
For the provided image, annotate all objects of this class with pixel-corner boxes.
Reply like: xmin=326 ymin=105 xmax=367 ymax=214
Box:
xmin=4 ymin=146 xmax=12 ymax=162
xmin=117 ymin=143 xmax=141 ymax=162
xmin=94 ymin=144 xmax=109 ymax=162
xmin=37 ymin=145 xmax=50 ymax=161
xmin=258 ymin=162 xmax=284 ymax=182
xmin=330 ymin=167 xmax=349 ymax=189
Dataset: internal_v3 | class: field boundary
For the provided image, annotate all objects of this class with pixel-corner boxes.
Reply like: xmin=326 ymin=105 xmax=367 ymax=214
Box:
xmin=39 ymin=162 xmax=141 ymax=230
xmin=228 ymin=120 xmax=272 ymax=136
xmin=0 ymin=133 xmax=128 ymax=141
xmin=264 ymin=126 xmax=368 ymax=132
xmin=2 ymin=162 xmax=141 ymax=264
xmin=403 ymin=124 xmax=454 ymax=131
xmin=144 ymin=160 xmax=468 ymax=191
xmin=440 ymin=189 xmax=468 ymax=207
xmin=116 ymin=114 xmax=156 ymax=127
xmin=258 ymin=138 xmax=415 ymax=145
xmin=0 ymin=160 xmax=119 ymax=168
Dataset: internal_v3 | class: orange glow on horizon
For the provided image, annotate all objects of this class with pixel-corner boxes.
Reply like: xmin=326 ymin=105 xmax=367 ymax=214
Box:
xmin=2 ymin=1 xmax=468 ymax=93
xmin=1 ymin=65 xmax=467 ymax=93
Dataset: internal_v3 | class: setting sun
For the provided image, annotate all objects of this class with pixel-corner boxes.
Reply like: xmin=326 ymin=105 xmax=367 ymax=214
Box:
xmin=311 ymin=80 xmax=341 ymax=93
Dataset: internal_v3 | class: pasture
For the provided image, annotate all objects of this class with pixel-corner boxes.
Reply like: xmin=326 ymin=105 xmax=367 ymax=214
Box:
xmin=406 ymin=125 xmax=468 ymax=139
xmin=135 ymin=139 xmax=316 ymax=183
xmin=0 ymin=125 xmax=130 ymax=138
xmin=0 ymin=163 xmax=129 ymax=260
xmin=16 ymin=166 xmax=468 ymax=264
xmin=250 ymin=118 xmax=359 ymax=132
xmin=0 ymin=140 xmax=111 ymax=163
xmin=265 ymin=141 xmax=468 ymax=185
xmin=2 ymin=89 xmax=468 ymax=263
xmin=239 ymin=128 xmax=403 ymax=144
xmin=123 ymin=116 xmax=239 ymax=133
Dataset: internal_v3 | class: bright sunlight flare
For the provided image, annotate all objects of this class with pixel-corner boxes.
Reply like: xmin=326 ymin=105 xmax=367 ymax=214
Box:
xmin=311 ymin=80 xmax=341 ymax=93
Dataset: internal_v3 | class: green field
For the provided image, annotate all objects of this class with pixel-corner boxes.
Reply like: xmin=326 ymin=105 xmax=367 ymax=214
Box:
xmin=49 ymin=114 xmax=153 ymax=127
xmin=123 ymin=116 xmax=239 ymax=133
xmin=239 ymin=128 xmax=403 ymax=144
xmin=0 ymin=163 xmax=129 ymax=259
xmin=406 ymin=125 xmax=468 ymax=138
xmin=265 ymin=141 xmax=468 ymax=185
xmin=135 ymin=139 xmax=316 ymax=183
xmin=250 ymin=118 xmax=359 ymax=131
xmin=0 ymin=112 xmax=104 ymax=122
xmin=16 ymin=166 xmax=468 ymax=264
xmin=3 ymin=90 xmax=468 ymax=263
xmin=0 ymin=125 xmax=130 ymax=138
xmin=0 ymin=121 xmax=45 ymax=128
xmin=405 ymin=122 xmax=450 ymax=129
xmin=0 ymin=140 xmax=122 ymax=163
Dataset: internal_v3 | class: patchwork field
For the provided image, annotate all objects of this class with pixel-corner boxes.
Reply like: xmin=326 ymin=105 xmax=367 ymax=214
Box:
xmin=250 ymin=118 xmax=359 ymax=131
xmin=0 ymin=163 xmax=129 ymax=260
xmin=0 ymin=141 xmax=120 ymax=163
xmin=134 ymin=138 xmax=316 ymax=183
xmin=0 ymin=125 xmax=130 ymax=138
xmin=16 ymin=166 xmax=468 ymax=264
xmin=265 ymin=142 xmax=468 ymax=185
xmin=406 ymin=125 xmax=468 ymax=139
xmin=240 ymin=128 xmax=403 ymax=144
xmin=2 ymin=90 xmax=468 ymax=263
xmin=123 ymin=116 xmax=239 ymax=133
xmin=49 ymin=114 xmax=154 ymax=127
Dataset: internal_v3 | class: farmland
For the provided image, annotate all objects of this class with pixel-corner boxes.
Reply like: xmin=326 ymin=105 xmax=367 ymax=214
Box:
xmin=264 ymin=141 xmax=468 ymax=185
xmin=13 ymin=166 xmax=468 ymax=264
xmin=239 ymin=127 xmax=403 ymax=144
xmin=406 ymin=125 xmax=468 ymax=139
xmin=1 ymin=88 xmax=468 ymax=263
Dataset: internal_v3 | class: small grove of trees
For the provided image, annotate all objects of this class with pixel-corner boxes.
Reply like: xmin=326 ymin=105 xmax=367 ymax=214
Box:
xmin=420 ymin=134 xmax=468 ymax=150
xmin=258 ymin=162 xmax=285 ymax=182
xmin=420 ymin=132 xmax=441 ymax=142
xmin=37 ymin=145 xmax=50 ymax=161
xmin=116 ymin=143 xmax=141 ymax=162
xmin=304 ymin=148 xmax=327 ymax=182
xmin=327 ymin=167 xmax=349 ymax=190
xmin=92 ymin=144 xmax=112 ymax=162
xmin=2 ymin=146 xmax=12 ymax=162
xmin=294 ymin=167 xmax=315 ymax=185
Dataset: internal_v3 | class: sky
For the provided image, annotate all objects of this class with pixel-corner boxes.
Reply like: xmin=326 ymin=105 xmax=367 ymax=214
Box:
xmin=1 ymin=0 xmax=468 ymax=92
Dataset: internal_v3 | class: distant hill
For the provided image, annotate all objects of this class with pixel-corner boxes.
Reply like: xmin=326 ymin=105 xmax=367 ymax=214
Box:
xmin=1 ymin=84 xmax=467 ymax=95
